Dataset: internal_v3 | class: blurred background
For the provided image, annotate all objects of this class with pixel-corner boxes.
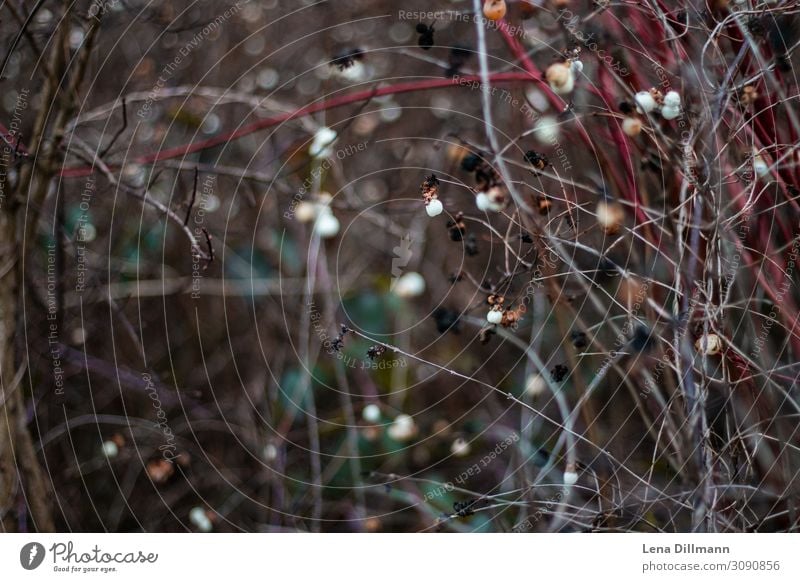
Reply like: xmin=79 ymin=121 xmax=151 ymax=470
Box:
xmin=1 ymin=0 xmax=799 ymax=532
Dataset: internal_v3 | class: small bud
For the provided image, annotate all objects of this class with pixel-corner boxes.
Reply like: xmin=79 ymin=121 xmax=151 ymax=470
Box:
xmin=563 ymin=470 xmax=579 ymax=486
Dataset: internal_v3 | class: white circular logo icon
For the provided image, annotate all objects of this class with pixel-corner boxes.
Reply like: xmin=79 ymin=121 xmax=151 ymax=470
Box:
xmin=20 ymin=542 xmax=46 ymax=570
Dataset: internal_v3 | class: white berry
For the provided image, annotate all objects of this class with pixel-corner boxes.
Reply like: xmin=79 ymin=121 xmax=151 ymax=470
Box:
xmin=425 ymin=198 xmax=443 ymax=217
xmin=314 ymin=209 xmax=340 ymax=238
xmin=534 ymin=116 xmax=560 ymax=144
xmin=189 ymin=507 xmax=213 ymax=532
xmin=387 ymin=414 xmax=417 ymax=441
xmin=622 ymin=117 xmax=642 ymax=137
xmin=393 ymin=272 xmax=426 ymax=298
xmin=661 ymin=105 xmax=680 ymax=120
xmin=634 ymin=91 xmax=657 ymax=114
xmin=753 ymin=154 xmax=769 ymax=178
xmin=695 ymin=333 xmax=722 ymax=356
xmin=362 ymin=404 xmax=381 ymax=423
xmin=525 ymin=373 xmax=547 ymax=397
xmin=563 ymin=470 xmax=579 ymax=486
xmin=475 ymin=192 xmax=491 ymax=211
xmin=450 ymin=437 xmax=471 ymax=457
xmin=487 ymin=309 xmax=503 ymax=324
xmin=663 ymin=90 xmax=681 ymax=109
xmin=309 ymin=127 xmax=337 ymax=159
xmin=546 ymin=62 xmax=575 ymax=95
xmin=295 ymin=201 xmax=317 ymax=223
xmin=102 ymin=441 xmax=118 ymax=458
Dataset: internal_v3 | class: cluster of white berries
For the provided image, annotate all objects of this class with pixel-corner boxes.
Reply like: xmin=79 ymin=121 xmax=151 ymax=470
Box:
xmin=634 ymin=89 xmax=682 ymax=120
xmin=189 ymin=507 xmax=213 ymax=532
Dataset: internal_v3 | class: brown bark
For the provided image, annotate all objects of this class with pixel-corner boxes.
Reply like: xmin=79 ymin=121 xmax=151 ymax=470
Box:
xmin=0 ymin=203 xmax=54 ymax=532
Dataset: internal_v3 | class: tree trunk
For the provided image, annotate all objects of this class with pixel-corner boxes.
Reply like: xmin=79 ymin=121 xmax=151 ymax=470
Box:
xmin=0 ymin=197 xmax=54 ymax=532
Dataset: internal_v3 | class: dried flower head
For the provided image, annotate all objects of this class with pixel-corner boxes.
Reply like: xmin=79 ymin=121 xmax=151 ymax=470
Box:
xmin=416 ymin=23 xmax=435 ymax=50
xmin=447 ymin=212 xmax=467 ymax=241
xmin=501 ymin=304 xmax=526 ymax=326
xmin=487 ymin=293 xmax=505 ymax=306
xmin=536 ymin=195 xmax=552 ymax=215
xmin=740 ymin=85 xmax=758 ymax=107
xmin=421 ymin=174 xmax=440 ymax=202
xmin=330 ymin=47 xmax=364 ymax=71
xmin=524 ymin=150 xmax=549 ymax=171
xmin=367 ymin=345 xmax=387 ymax=360
xmin=551 ymin=364 xmax=569 ymax=382
xmin=571 ymin=330 xmax=588 ymax=349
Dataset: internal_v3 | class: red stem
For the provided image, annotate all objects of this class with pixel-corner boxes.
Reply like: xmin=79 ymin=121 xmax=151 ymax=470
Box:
xmin=59 ymin=73 xmax=539 ymax=179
